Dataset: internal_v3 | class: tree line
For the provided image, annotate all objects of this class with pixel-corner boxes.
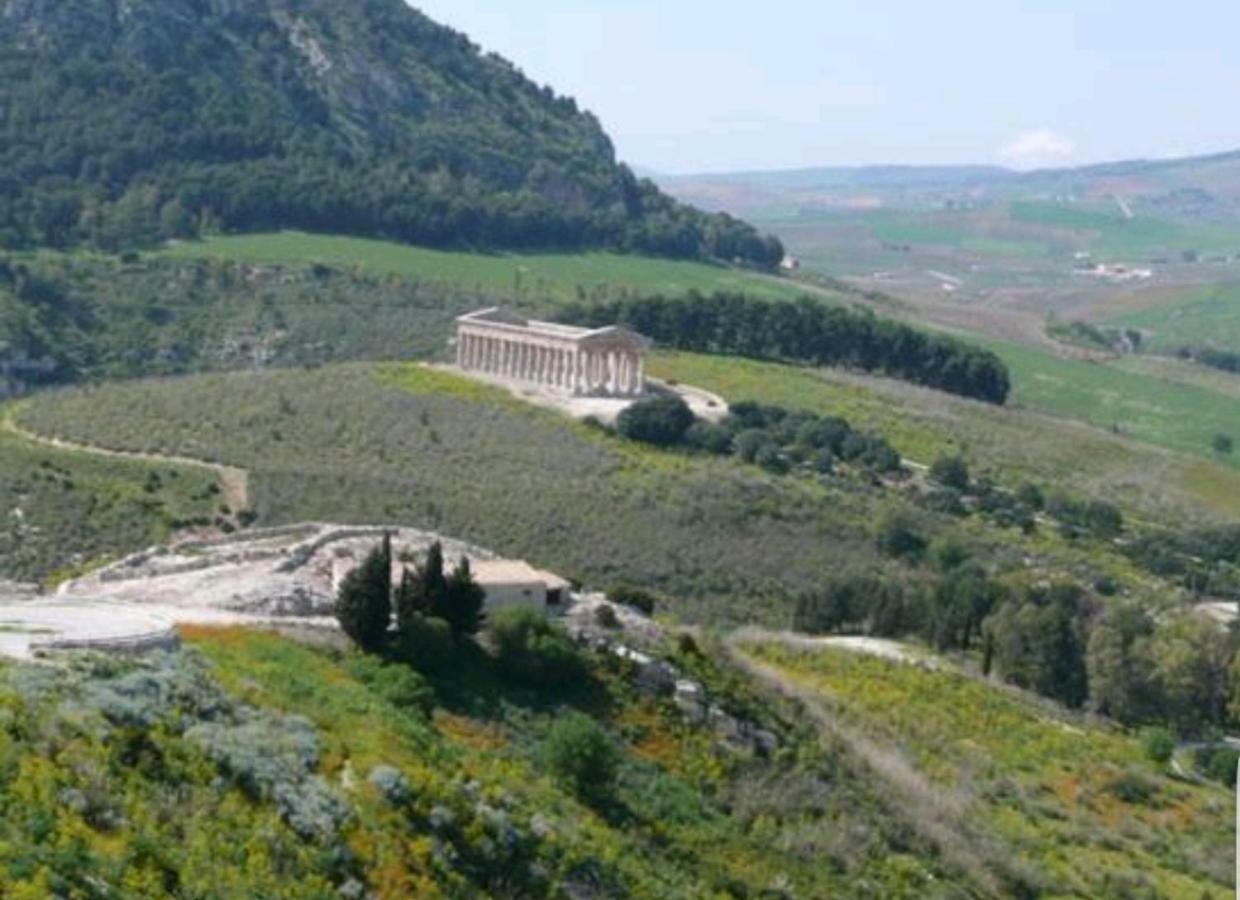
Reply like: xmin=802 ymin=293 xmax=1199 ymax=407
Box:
xmin=557 ymin=293 xmax=1011 ymax=404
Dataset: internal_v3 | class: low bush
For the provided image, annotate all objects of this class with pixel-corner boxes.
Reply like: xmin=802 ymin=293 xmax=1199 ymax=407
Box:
xmin=490 ymin=607 xmax=586 ymax=687
xmin=608 ymin=586 xmax=658 ymax=616
xmin=541 ymin=712 xmax=621 ymax=806
xmin=616 ymin=396 xmax=695 ymax=447
xmin=392 ymin=613 xmax=455 ymax=675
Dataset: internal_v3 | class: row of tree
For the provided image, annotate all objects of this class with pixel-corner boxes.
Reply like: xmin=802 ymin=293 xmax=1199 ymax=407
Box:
xmin=795 ymin=566 xmax=1235 ymax=737
xmin=335 ymin=536 xmax=485 ymax=653
xmin=615 ymin=396 xmax=902 ymax=476
xmin=558 ymin=293 xmax=1011 ymax=404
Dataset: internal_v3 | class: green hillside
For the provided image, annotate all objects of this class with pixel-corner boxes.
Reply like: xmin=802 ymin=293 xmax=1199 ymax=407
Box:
xmin=158 ymin=232 xmax=804 ymax=305
xmin=0 ymin=234 xmax=810 ymax=393
xmin=0 ymin=0 xmax=779 ymax=265
xmin=736 ymin=641 xmax=1232 ymax=897
xmin=0 ymin=627 xmax=968 ymax=898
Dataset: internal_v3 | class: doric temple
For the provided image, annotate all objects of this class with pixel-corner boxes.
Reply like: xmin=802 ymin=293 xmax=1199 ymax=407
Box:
xmin=455 ymin=308 xmax=651 ymax=397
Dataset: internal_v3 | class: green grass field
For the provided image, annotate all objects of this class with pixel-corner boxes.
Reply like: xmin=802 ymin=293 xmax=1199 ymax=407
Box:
xmin=738 ymin=642 xmax=1232 ymax=897
xmin=970 ymin=336 xmax=1240 ymax=472
xmin=1104 ymin=282 xmax=1240 ymax=352
xmin=159 ymin=232 xmax=807 ymax=306
xmin=651 ymin=351 xmax=1240 ymax=521
xmin=0 ymin=409 xmax=219 ymax=582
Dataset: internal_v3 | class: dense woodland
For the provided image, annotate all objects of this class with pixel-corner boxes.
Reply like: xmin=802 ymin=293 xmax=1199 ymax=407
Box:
xmin=0 ymin=0 xmax=781 ymax=266
xmin=559 ymin=292 xmax=1012 ymax=403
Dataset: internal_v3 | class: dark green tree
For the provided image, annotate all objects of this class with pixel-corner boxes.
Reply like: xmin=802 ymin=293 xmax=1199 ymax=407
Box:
xmin=393 ymin=566 xmax=428 ymax=633
xmin=542 ymin=712 xmax=621 ymax=806
xmin=335 ymin=534 xmax=392 ymax=652
xmin=442 ymin=557 xmax=486 ymax=637
xmin=929 ymin=454 xmax=970 ymax=491
xmin=616 ymin=395 xmax=695 ymax=447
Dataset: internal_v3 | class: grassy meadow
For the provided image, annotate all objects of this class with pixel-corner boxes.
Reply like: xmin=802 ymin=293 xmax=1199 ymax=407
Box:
xmin=1103 ymin=281 xmax=1240 ymax=353
xmin=0 ymin=408 xmax=219 ymax=583
xmin=737 ymin=641 xmax=1234 ymax=898
xmin=159 ymin=232 xmax=808 ymax=306
xmin=652 ymin=352 xmax=1240 ymax=522
xmin=971 ymin=336 xmax=1240 ymax=470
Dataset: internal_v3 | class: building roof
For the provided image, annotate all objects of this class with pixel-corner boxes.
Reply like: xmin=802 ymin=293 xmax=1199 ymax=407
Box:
xmin=469 ymin=559 xmax=572 ymax=591
xmin=457 ymin=307 xmax=650 ymax=350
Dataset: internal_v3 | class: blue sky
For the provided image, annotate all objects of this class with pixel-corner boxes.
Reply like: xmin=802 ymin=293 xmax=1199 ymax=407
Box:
xmin=411 ymin=1 xmax=1240 ymax=175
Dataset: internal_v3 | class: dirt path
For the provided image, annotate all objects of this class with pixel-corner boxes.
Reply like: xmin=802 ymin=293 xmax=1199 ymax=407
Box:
xmin=2 ymin=406 xmax=249 ymax=512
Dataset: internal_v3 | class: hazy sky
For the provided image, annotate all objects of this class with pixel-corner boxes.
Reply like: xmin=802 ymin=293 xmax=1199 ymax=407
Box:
xmin=411 ymin=1 xmax=1240 ymax=175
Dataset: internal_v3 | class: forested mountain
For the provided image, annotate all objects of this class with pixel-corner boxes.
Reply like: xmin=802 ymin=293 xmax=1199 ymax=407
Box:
xmin=0 ymin=0 xmax=782 ymax=265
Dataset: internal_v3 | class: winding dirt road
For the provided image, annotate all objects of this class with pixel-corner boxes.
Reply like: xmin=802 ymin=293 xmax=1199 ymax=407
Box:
xmin=2 ymin=406 xmax=249 ymax=512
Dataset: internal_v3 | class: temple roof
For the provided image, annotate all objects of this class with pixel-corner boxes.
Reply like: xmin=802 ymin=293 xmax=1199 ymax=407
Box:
xmin=456 ymin=307 xmax=651 ymax=349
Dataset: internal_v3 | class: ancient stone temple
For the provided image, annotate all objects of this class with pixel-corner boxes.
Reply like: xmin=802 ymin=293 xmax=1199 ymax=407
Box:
xmin=455 ymin=308 xmax=650 ymax=397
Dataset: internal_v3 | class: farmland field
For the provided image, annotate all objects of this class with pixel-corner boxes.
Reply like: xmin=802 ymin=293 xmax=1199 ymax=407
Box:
xmin=159 ymin=232 xmax=809 ymax=306
xmin=736 ymin=641 xmax=1233 ymax=898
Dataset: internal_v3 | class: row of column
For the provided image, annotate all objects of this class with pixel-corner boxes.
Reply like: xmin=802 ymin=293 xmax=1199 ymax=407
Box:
xmin=457 ymin=330 xmax=644 ymax=396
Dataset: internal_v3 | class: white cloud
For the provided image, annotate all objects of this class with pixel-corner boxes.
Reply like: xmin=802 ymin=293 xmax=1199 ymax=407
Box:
xmin=997 ymin=129 xmax=1076 ymax=169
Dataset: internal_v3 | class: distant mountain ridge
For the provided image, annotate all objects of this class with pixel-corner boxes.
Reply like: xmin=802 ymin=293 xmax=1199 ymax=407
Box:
xmin=661 ymin=148 xmax=1240 ymax=220
xmin=0 ymin=0 xmax=782 ymax=266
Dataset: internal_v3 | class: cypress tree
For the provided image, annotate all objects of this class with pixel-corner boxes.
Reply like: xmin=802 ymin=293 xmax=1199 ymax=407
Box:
xmin=334 ymin=533 xmax=392 ymax=652
xmin=393 ymin=566 xmax=427 ymax=633
xmin=443 ymin=557 xmax=486 ymax=637
xmin=422 ymin=542 xmax=451 ymax=621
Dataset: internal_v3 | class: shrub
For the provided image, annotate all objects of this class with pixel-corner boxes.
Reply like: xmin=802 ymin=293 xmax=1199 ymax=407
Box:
xmin=929 ymin=455 xmax=970 ymax=491
xmin=733 ymin=428 xmax=774 ymax=463
xmin=1193 ymin=747 xmax=1239 ymax=786
xmin=392 ymin=614 xmax=454 ymax=675
xmin=754 ymin=444 xmax=790 ymax=475
xmin=490 ymin=607 xmax=585 ymax=687
xmin=542 ymin=712 xmax=621 ymax=806
xmin=594 ymin=604 xmax=620 ymax=629
xmin=607 ymin=586 xmax=657 ymax=616
xmin=1016 ymin=482 xmax=1045 ymax=511
xmin=616 ymin=396 xmax=695 ymax=447
xmin=684 ymin=421 xmax=733 ymax=455
xmin=875 ymin=510 xmax=927 ymax=562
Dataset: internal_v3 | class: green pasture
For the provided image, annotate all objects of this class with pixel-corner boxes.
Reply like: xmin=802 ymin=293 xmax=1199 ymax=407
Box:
xmin=159 ymin=232 xmax=805 ymax=305
xmin=975 ymin=336 xmax=1240 ymax=467
xmin=1105 ymin=282 xmax=1240 ymax=352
